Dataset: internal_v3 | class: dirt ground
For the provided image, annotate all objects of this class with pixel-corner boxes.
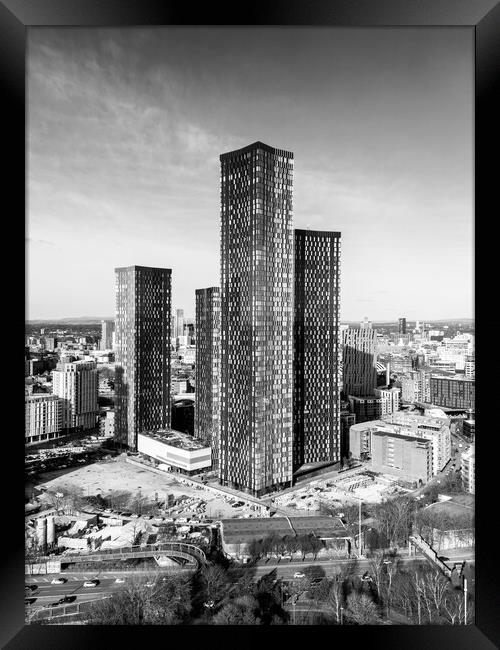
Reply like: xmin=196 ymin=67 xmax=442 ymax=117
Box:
xmin=34 ymin=456 xmax=258 ymax=519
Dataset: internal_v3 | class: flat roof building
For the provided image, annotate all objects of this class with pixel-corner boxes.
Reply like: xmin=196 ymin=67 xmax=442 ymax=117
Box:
xmin=115 ymin=265 xmax=172 ymax=450
xmin=195 ymin=287 xmax=221 ymax=469
xmin=349 ymin=411 xmax=451 ymax=477
xmin=25 ymin=394 xmax=62 ymax=445
xmin=342 ymin=328 xmax=378 ymax=398
xmin=137 ymin=428 xmax=211 ymax=475
xmin=461 ymin=445 xmax=475 ymax=494
xmin=52 ymin=361 xmax=98 ymax=432
xmin=371 ymin=430 xmax=432 ymax=485
xmin=293 ymin=229 xmax=341 ymax=472
xmin=430 ymin=376 xmax=475 ymax=410
xmin=219 ymin=141 xmax=294 ymax=496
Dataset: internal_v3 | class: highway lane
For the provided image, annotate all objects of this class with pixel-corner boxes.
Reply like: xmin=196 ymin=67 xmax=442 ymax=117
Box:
xmin=25 ymin=548 xmax=474 ymax=615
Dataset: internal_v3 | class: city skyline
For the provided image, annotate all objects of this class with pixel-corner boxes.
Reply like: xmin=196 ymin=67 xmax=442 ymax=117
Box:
xmin=27 ymin=27 xmax=473 ymax=321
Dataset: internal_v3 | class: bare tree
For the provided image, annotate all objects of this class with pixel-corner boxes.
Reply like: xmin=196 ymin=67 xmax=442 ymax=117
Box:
xmin=344 ymin=592 xmax=382 ymax=625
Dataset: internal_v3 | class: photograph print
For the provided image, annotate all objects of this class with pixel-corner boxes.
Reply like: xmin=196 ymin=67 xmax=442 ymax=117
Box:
xmin=25 ymin=25 xmax=474 ymax=626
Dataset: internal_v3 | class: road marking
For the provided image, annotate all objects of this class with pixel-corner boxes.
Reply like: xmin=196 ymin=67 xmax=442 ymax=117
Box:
xmin=42 ymin=578 xmax=49 ymax=582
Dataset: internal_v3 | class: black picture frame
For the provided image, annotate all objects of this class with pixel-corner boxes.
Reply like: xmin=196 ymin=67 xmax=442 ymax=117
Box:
xmin=3 ymin=0 xmax=498 ymax=647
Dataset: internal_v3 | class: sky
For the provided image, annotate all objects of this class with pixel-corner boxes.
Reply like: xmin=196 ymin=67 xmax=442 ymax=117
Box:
xmin=27 ymin=27 xmax=473 ymax=321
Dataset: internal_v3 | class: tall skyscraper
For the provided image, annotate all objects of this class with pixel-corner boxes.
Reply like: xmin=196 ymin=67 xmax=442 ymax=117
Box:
xmin=398 ymin=317 xmax=407 ymax=335
xmin=293 ymin=229 xmax=341 ymax=471
xmin=194 ymin=287 xmax=221 ymax=468
xmin=115 ymin=265 xmax=171 ymax=449
xmin=219 ymin=141 xmax=294 ymax=496
xmin=52 ymin=361 xmax=98 ymax=431
xmin=175 ymin=309 xmax=184 ymax=338
xmin=342 ymin=328 xmax=378 ymax=397
xmin=100 ymin=319 xmax=115 ymax=350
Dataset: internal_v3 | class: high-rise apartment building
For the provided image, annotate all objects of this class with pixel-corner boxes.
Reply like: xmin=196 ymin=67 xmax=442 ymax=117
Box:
xmin=398 ymin=317 xmax=407 ymax=335
xmin=342 ymin=328 xmax=378 ymax=397
xmin=115 ymin=265 xmax=171 ymax=449
xmin=100 ymin=320 xmax=115 ymax=350
xmin=293 ymin=229 xmax=341 ymax=470
xmin=52 ymin=361 xmax=98 ymax=431
xmin=25 ymin=394 xmax=62 ymax=444
xmin=175 ymin=309 xmax=184 ymax=338
xmin=219 ymin=141 xmax=294 ymax=496
xmin=195 ymin=287 xmax=221 ymax=469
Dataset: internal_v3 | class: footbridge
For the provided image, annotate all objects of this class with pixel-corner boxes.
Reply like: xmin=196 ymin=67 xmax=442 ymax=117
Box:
xmin=408 ymin=534 xmax=452 ymax=578
xmin=27 ymin=542 xmax=206 ymax=575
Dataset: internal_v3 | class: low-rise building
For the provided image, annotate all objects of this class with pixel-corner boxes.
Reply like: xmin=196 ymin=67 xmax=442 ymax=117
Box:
xmin=220 ymin=516 xmax=352 ymax=561
xmin=463 ymin=419 xmax=475 ymax=441
xmin=348 ymin=395 xmax=383 ymax=424
xmin=430 ymin=376 xmax=475 ymax=410
xmin=461 ymin=445 xmax=475 ymax=494
xmin=374 ymin=386 xmax=400 ymax=416
xmin=370 ymin=430 xmax=432 ymax=484
xmin=25 ymin=394 xmax=62 ymax=444
xmin=137 ymin=428 xmax=211 ymax=475
xmin=99 ymin=408 xmax=115 ymax=437
xmin=349 ymin=411 xmax=451 ymax=477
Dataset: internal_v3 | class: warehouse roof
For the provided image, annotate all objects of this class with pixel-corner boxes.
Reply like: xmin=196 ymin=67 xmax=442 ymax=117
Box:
xmin=220 ymin=516 xmax=350 ymax=544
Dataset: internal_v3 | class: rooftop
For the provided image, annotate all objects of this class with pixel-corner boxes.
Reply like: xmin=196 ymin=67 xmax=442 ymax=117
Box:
xmin=138 ymin=428 xmax=210 ymax=452
xmin=220 ymin=516 xmax=349 ymax=544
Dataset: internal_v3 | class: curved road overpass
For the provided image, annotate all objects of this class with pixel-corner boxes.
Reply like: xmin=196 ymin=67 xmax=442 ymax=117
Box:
xmin=29 ymin=542 xmax=207 ymax=574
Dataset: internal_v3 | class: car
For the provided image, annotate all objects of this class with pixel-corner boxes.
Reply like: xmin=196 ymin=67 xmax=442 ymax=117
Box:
xmin=50 ymin=601 xmax=62 ymax=607
xmin=83 ymin=579 xmax=99 ymax=587
xmin=438 ymin=556 xmax=450 ymax=562
xmin=382 ymin=559 xmax=392 ymax=565
xmin=293 ymin=572 xmax=305 ymax=579
xmin=25 ymin=584 xmax=38 ymax=592
xmin=59 ymin=595 xmax=77 ymax=603
xmin=114 ymin=578 xmax=126 ymax=584
xmin=145 ymin=581 xmax=155 ymax=587
xmin=25 ymin=597 xmax=37 ymax=605
xmin=51 ymin=578 xmax=67 ymax=585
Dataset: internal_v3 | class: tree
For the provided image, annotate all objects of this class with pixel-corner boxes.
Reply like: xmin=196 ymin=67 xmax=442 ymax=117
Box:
xmin=84 ymin=575 xmax=191 ymax=625
xmin=326 ymin=577 xmax=344 ymax=624
xmin=200 ymin=564 xmax=230 ymax=607
xmin=247 ymin=538 xmax=263 ymax=563
xmin=212 ymin=596 xmax=260 ymax=625
xmin=344 ymin=592 xmax=382 ymax=625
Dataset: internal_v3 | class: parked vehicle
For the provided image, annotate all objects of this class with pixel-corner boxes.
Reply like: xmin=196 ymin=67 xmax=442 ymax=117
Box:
xmin=293 ymin=572 xmax=305 ymax=579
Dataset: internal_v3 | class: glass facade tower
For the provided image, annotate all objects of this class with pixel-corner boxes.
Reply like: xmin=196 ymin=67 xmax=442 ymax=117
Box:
xmin=293 ymin=229 xmax=341 ymax=470
xmin=219 ymin=141 xmax=294 ymax=496
xmin=115 ymin=265 xmax=171 ymax=450
xmin=195 ymin=286 xmax=221 ymax=469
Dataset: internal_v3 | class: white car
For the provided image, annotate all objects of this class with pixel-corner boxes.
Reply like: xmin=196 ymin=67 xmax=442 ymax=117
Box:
xmin=51 ymin=578 xmax=66 ymax=585
xmin=83 ymin=580 xmax=99 ymax=587
xmin=382 ymin=559 xmax=392 ymax=565
xmin=114 ymin=578 xmax=125 ymax=584
xmin=145 ymin=581 xmax=155 ymax=588
xmin=293 ymin=572 xmax=305 ymax=579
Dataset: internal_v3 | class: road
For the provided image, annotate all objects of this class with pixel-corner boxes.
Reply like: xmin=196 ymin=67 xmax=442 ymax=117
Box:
xmin=26 ymin=547 xmax=474 ymax=619
xmin=246 ymin=548 xmax=474 ymax=580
